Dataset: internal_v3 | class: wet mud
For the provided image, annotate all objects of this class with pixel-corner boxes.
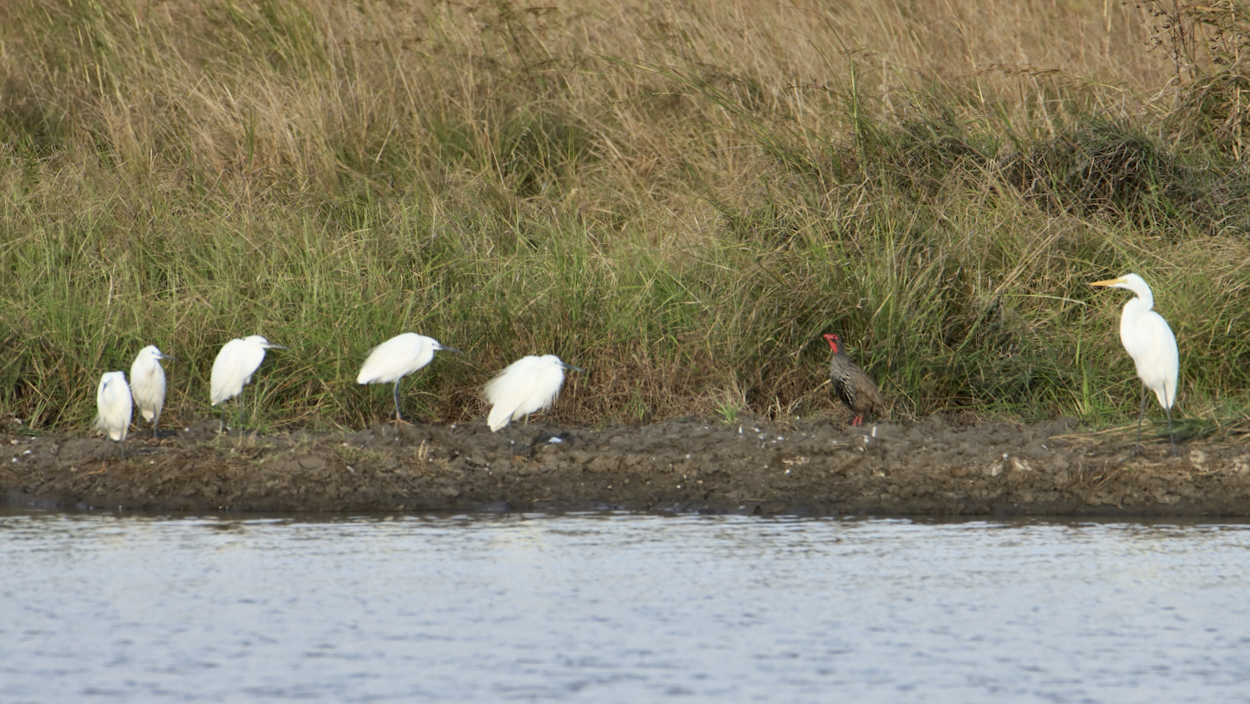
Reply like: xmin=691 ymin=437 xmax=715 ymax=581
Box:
xmin=3 ymin=416 xmax=1249 ymax=517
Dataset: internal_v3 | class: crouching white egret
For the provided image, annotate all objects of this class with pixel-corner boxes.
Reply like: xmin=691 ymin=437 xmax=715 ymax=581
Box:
xmin=357 ymin=333 xmax=461 ymax=423
xmin=484 ymin=355 xmax=583 ymax=445
xmin=130 ymin=345 xmax=177 ymax=438
xmin=94 ymin=371 xmax=133 ymax=449
xmin=1091 ymin=273 xmax=1179 ymax=455
xmin=211 ymin=336 xmax=286 ymax=428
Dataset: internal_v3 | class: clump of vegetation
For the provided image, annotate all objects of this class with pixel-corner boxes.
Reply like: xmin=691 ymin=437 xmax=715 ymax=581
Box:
xmin=0 ymin=0 xmax=1247 ymax=433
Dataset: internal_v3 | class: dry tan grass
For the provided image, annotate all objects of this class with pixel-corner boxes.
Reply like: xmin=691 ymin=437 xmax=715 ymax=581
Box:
xmin=1 ymin=0 xmax=1183 ymax=203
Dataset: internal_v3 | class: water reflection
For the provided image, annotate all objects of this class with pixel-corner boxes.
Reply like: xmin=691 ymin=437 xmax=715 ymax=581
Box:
xmin=2 ymin=511 xmax=1249 ymax=702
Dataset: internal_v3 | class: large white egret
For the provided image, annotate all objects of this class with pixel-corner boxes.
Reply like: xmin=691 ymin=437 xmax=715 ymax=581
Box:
xmin=1091 ymin=273 xmax=1179 ymax=455
xmin=210 ymin=336 xmax=286 ymax=428
xmin=484 ymin=355 xmax=583 ymax=442
xmin=94 ymin=371 xmax=133 ymax=446
xmin=130 ymin=345 xmax=177 ymax=438
xmin=357 ymin=333 xmax=461 ymax=422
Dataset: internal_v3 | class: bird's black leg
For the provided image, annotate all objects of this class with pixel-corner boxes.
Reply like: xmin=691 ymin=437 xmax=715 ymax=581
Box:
xmin=392 ymin=379 xmax=404 ymax=423
xmin=522 ymin=416 xmax=540 ymax=456
xmin=217 ymin=402 xmax=231 ymax=434
xmin=1134 ymin=384 xmax=1148 ymax=457
xmin=506 ymin=423 xmax=518 ymax=453
xmin=234 ymin=392 xmax=255 ymax=434
xmin=1165 ymin=391 xmax=1176 ymax=457
xmin=522 ymin=416 xmax=536 ymax=455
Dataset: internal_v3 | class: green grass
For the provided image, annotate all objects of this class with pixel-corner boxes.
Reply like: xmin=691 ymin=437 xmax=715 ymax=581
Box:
xmin=1 ymin=0 xmax=1248 ymax=434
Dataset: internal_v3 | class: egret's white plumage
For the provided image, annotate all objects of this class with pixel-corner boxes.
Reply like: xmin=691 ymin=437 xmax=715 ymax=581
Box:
xmin=210 ymin=336 xmax=286 ymax=406
xmin=1091 ymin=273 xmax=1179 ymax=453
xmin=357 ymin=333 xmax=461 ymax=421
xmin=94 ymin=371 xmax=133 ymax=442
xmin=484 ymin=354 xmax=583 ymax=431
xmin=130 ymin=345 xmax=177 ymax=437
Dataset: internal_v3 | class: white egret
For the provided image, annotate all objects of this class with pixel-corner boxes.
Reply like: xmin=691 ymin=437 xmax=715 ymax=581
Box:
xmin=210 ymin=336 xmax=286 ymax=429
xmin=484 ymin=355 xmax=584 ymax=443
xmin=357 ymin=333 xmax=461 ymax=423
xmin=1091 ymin=273 xmax=1179 ymax=455
xmin=94 ymin=371 xmax=133 ymax=447
xmin=130 ymin=345 xmax=177 ymax=438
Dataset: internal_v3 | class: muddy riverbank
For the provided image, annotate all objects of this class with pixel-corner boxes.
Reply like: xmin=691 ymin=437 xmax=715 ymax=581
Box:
xmin=3 ymin=416 xmax=1249 ymax=516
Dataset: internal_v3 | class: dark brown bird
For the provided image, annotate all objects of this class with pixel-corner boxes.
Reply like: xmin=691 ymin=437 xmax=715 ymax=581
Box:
xmin=824 ymin=333 xmax=886 ymax=426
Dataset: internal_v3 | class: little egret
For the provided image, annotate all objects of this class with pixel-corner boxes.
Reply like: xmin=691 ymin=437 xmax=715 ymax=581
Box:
xmin=130 ymin=345 xmax=177 ymax=438
xmin=824 ymin=333 xmax=886 ymax=426
xmin=1091 ymin=273 xmax=1179 ymax=455
xmin=484 ymin=355 xmax=583 ymax=443
xmin=211 ymin=336 xmax=286 ymax=429
xmin=357 ymin=333 xmax=461 ymax=423
xmin=94 ymin=371 xmax=133 ymax=446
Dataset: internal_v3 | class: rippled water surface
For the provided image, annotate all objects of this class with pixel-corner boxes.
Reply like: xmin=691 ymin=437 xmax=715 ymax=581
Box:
xmin=3 ymin=510 xmax=1250 ymax=703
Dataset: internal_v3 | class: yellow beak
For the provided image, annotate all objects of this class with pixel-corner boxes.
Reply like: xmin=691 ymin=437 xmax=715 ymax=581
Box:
xmin=1090 ymin=277 xmax=1125 ymax=287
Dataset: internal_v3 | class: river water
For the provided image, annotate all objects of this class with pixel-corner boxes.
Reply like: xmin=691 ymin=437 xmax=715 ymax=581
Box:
xmin=2 ymin=510 xmax=1249 ymax=703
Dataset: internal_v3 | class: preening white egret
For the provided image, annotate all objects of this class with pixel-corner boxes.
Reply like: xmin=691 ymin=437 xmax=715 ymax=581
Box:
xmin=484 ymin=355 xmax=583 ymax=438
xmin=1091 ymin=273 xmax=1179 ymax=455
xmin=94 ymin=371 xmax=133 ymax=445
xmin=210 ymin=336 xmax=286 ymax=420
xmin=357 ymin=333 xmax=461 ymax=422
xmin=130 ymin=345 xmax=177 ymax=438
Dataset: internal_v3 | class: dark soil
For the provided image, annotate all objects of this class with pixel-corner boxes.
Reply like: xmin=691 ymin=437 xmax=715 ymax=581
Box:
xmin=3 ymin=416 xmax=1249 ymax=516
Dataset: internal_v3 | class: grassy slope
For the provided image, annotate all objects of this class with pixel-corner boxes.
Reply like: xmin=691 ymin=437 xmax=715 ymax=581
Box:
xmin=0 ymin=0 xmax=1247 ymax=434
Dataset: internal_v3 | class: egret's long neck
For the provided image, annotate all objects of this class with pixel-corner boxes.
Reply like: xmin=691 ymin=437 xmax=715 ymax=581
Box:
xmin=1120 ymin=295 xmax=1152 ymax=342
